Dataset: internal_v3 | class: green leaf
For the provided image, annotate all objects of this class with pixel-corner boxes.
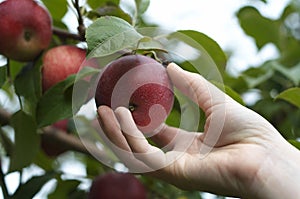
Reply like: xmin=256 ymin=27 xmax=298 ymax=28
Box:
xmin=36 ymin=74 xmax=89 ymax=128
xmin=33 ymin=151 xmax=55 ymax=171
xmin=165 ymin=105 xmax=181 ymax=128
xmin=136 ymin=36 xmax=168 ymax=52
xmin=237 ymin=6 xmax=281 ymax=49
xmin=88 ymin=5 xmax=132 ymax=23
xmin=175 ymin=30 xmax=227 ymax=72
xmin=172 ymin=89 xmax=201 ymax=132
xmin=52 ymin=19 xmax=68 ymax=30
xmin=135 ymin=0 xmax=150 ymax=15
xmin=48 ymin=179 xmax=81 ymax=199
xmin=0 ymin=128 xmax=13 ymax=156
xmin=280 ymin=37 xmax=300 ymax=66
xmin=0 ymin=66 xmax=7 ymax=88
xmin=211 ymin=81 xmax=245 ymax=105
xmin=289 ymin=140 xmax=300 ymax=150
xmin=9 ymin=111 xmax=39 ymax=172
xmin=86 ymin=16 xmax=143 ymax=57
xmin=166 ymin=30 xmax=226 ymax=82
xmin=241 ymin=63 xmax=274 ymax=88
xmin=14 ymin=62 xmax=42 ymax=116
xmin=8 ymin=60 xmax=24 ymax=80
xmin=76 ymin=66 xmax=100 ymax=80
xmin=42 ymin=0 xmax=68 ymax=20
xmin=272 ymin=61 xmax=300 ymax=86
xmin=12 ymin=172 xmax=55 ymax=199
xmin=275 ymin=87 xmax=300 ymax=108
xmin=88 ymin=0 xmax=120 ymax=9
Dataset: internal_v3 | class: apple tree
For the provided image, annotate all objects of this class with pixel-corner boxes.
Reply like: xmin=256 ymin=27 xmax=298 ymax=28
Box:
xmin=0 ymin=0 xmax=299 ymax=198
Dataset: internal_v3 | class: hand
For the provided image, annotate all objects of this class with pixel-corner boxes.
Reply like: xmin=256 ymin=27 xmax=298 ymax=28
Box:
xmin=97 ymin=63 xmax=300 ymax=198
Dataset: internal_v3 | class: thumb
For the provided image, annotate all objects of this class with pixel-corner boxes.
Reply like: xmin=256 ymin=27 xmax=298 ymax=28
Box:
xmin=166 ymin=63 xmax=231 ymax=113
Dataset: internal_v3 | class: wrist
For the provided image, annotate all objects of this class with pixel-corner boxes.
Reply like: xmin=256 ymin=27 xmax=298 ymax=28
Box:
xmin=252 ymin=139 xmax=300 ymax=199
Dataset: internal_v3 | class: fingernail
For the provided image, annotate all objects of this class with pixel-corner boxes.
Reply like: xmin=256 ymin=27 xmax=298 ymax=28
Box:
xmin=97 ymin=105 xmax=108 ymax=118
xmin=167 ymin=62 xmax=182 ymax=71
xmin=114 ymin=106 xmax=131 ymax=120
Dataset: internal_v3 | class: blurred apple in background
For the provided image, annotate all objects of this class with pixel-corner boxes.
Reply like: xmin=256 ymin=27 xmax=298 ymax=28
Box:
xmin=41 ymin=45 xmax=86 ymax=91
xmin=88 ymin=172 xmax=147 ymax=199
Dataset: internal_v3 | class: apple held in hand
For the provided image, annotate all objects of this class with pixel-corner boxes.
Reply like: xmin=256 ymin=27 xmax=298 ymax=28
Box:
xmin=88 ymin=172 xmax=147 ymax=199
xmin=0 ymin=0 xmax=52 ymax=62
xmin=42 ymin=45 xmax=86 ymax=91
xmin=95 ymin=54 xmax=174 ymax=133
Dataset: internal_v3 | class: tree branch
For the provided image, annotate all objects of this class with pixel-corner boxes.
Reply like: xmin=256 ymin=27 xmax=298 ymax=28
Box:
xmin=0 ymin=109 xmax=111 ymax=164
xmin=52 ymin=27 xmax=85 ymax=42
xmin=42 ymin=126 xmax=111 ymax=163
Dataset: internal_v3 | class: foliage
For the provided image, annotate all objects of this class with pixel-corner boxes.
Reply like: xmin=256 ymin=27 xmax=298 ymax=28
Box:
xmin=235 ymin=2 xmax=300 ymax=139
xmin=0 ymin=0 xmax=299 ymax=198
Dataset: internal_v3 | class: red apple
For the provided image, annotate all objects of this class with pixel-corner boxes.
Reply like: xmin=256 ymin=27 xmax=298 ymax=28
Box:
xmin=88 ymin=172 xmax=147 ymax=199
xmin=42 ymin=45 xmax=86 ymax=91
xmin=95 ymin=54 xmax=174 ymax=133
xmin=0 ymin=0 xmax=52 ymax=62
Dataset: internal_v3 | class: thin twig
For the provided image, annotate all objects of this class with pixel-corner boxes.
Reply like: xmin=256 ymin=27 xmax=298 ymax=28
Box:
xmin=72 ymin=0 xmax=86 ymax=39
xmin=52 ymin=27 xmax=85 ymax=41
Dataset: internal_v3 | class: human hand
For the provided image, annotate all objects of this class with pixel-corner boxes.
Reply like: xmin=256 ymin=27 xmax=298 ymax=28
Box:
xmin=97 ymin=63 xmax=300 ymax=198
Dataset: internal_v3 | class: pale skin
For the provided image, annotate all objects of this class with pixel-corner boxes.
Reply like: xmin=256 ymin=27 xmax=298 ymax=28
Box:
xmin=97 ymin=63 xmax=300 ymax=198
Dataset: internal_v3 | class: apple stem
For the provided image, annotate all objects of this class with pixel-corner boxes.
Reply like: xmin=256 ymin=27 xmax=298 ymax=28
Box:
xmin=24 ymin=30 xmax=32 ymax=42
xmin=128 ymin=104 xmax=136 ymax=112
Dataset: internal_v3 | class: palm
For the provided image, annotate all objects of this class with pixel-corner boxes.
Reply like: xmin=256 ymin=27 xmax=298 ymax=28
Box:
xmin=151 ymin=126 xmax=254 ymax=192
